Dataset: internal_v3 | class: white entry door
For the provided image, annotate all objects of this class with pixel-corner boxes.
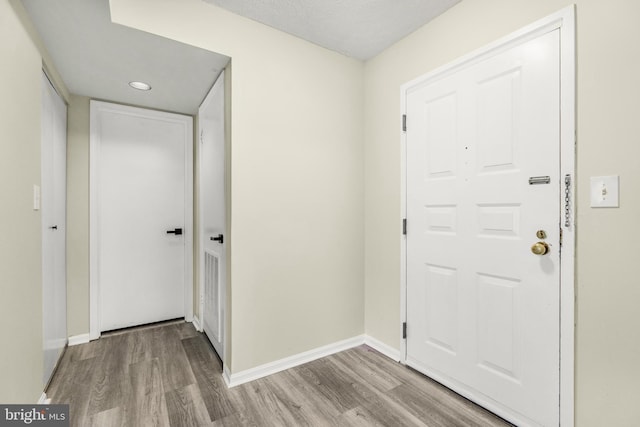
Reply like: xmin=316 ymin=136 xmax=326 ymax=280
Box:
xmin=405 ymin=30 xmax=561 ymax=426
xmin=41 ymin=72 xmax=67 ymax=385
xmin=199 ymin=71 xmax=226 ymax=359
xmin=90 ymin=101 xmax=193 ymax=333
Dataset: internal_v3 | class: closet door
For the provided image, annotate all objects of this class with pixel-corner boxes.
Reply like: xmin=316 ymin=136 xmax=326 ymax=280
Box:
xmin=199 ymin=71 xmax=226 ymax=361
xmin=41 ymin=72 xmax=67 ymax=385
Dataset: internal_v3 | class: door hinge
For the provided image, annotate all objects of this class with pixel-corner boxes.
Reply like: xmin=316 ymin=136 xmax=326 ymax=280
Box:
xmin=200 ymin=129 xmax=204 ymax=143
xmin=402 ymin=114 xmax=407 ymax=132
xmin=559 ymin=225 xmax=563 ymax=247
xmin=402 ymin=218 xmax=407 ymax=235
xmin=402 ymin=322 xmax=407 ymax=339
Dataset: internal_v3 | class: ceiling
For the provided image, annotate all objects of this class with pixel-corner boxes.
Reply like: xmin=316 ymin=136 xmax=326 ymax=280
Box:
xmin=21 ymin=0 xmax=230 ymax=115
xmin=20 ymin=0 xmax=460 ymax=115
xmin=205 ymin=0 xmax=462 ymax=60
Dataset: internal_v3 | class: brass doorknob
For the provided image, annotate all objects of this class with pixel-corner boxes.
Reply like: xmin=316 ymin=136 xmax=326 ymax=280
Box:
xmin=531 ymin=241 xmax=549 ymax=255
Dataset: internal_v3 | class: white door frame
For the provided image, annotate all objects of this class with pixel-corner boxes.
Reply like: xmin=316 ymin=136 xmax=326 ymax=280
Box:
xmin=89 ymin=101 xmax=194 ymax=340
xmin=197 ymin=70 xmax=227 ymax=362
xmin=400 ymin=6 xmax=575 ymax=426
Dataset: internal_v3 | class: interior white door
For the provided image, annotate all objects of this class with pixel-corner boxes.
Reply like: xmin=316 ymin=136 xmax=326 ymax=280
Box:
xmin=41 ymin=72 xmax=68 ymax=385
xmin=199 ymin=71 xmax=226 ymax=359
xmin=406 ymin=30 xmax=560 ymax=426
xmin=91 ymin=101 xmax=193 ymax=332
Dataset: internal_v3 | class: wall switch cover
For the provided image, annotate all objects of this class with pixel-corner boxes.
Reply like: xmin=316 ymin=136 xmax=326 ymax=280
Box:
xmin=590 ymin=175 xmax=619 ymax=208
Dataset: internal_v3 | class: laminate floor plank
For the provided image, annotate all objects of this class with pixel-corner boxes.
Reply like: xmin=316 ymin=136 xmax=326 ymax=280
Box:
xmin=390 ymin=383 xmax=474 ymax=427
xmin=123 ymin=391 xmax=170 ymax=427
xmin=388 ymin=381 xmax=511 ymax=427
xmin=252 ymin=376 xmax=335 ymax=427
xmin=231 ymin=379 xmax=313 ymax=427
xmin=75 ymin=337 xmax=105 ymax=361
xmin=52 ymin=357 xmax=97 ymax=427
xmin=331 ymin=348 xmax=403 ymax=392
xmin=338 ymin=404 xmax=412 ymax=427
xmin=85 ymin=333 xmax=131 ymax=416
xmin=211 ymin=412 xmax=259 ymax=427
xmin=129 ymin=358 xmax=164 ymax=401
xmin=294 ymin=358 xmax=369 ymax=414
xmin=83 ymin=406 xmax=123 ymax=427
xmin=321 ymin=356 xmax=426 ymax=427
xmin=181 ymin=336 xmax=236 ymax=422
xmin=150 ymin=325 xmax=196 ymax=393
xmin=48 ymin=321 xmax=512 ymax=427
xmin=175 ymin=321 xmax=199 ymax=339
xmin=165 ymin=383 xmax=213 ymax=427
xmin=267 ymin=370 xmax=343 ymax=424
xmin=125 ymin=329 xmax=153 ymax=365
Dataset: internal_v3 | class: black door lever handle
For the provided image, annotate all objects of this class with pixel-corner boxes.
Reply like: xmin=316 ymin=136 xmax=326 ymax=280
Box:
xmin=167 ymin=228 xmax=183 ymax=235
xmin=210 ymin=234 xmax=224 ymax=244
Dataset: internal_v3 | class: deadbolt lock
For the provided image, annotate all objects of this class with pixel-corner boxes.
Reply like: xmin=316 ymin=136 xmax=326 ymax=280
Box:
xmin=536 ymin=230 xmax=547 ymax=239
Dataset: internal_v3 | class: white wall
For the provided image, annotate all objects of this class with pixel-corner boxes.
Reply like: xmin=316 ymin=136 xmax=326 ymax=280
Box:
xmin=0 ymin=0 xmax=50 ymax=402
xmin=0 ymin=0 xmax=43 ymax=402
xmin=66 ymin=95 xmax=90 ymax=337
xmin=106 ymin=0 xmax=365 ymax=373
xmin=363 ymin=0 xmax=640 ymax=425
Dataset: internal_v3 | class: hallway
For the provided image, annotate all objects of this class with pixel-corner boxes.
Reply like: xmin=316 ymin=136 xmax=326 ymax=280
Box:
xmin=47 ymin=322 xmax=511 ymax=426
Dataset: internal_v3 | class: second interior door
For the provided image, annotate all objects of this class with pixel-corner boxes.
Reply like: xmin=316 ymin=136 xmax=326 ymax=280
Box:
xmin=199 ymin=71 xmax=226 ymax=359
xmin=91 ymin=101 xmax=193 ymax=332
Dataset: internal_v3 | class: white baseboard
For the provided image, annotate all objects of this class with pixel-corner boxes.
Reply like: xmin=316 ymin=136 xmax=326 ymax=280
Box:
xmin=37 ymin=392 xmax=50 ymax=404
xmin=220 ymin=334 xmax=402 ymax=388
xmin=192 ymin=316 xmax=203 ymax=332
xmin=68 ymin=333 xmax=91 ymax=346
xmin=364 ymin=335 xmax=401 ymax=362
xmin=225 ymin=335 xmax=365 ymax=388
xmin=222 ymin=364 xmax=232 ymax=388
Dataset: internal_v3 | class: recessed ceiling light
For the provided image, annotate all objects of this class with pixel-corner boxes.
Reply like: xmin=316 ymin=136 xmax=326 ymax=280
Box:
xmin=128 ymin=81 xmax=152 ymax=91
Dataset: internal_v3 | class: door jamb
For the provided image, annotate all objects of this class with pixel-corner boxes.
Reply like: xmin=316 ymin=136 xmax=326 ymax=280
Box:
xmin=399 ymin=6 xmax=575 ymax=426
xmin=89 ymin=100 xmax=194 ymax=340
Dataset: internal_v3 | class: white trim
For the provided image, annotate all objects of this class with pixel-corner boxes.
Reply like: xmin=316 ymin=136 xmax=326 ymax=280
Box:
xmin=364 ymin=335 xmax=401 ymax=362
xmin=37 ymin=392 xmax=51 ymax=404
xmin=89 ymin=100 xmax=194 ymax=339
xmin=400 ymin=5 xmax=576 ymax=426
xmin=68 ymin=334 xmax=91 ymax=346
xmin=400 ymin=107 xmax=408 ymax=364
xmin=220 ymin=335 xmax=402 ymax=388
xmin=225 ymin=335 xmax=365 ymax=388
xmin=558 ymin=6 xmax=576 ymax=427
xmin=192 ymin=316 xmax=203 ymax=333
xmin=222 ymin=364 xmax=232 ymax=388
xmin=89 ymin=100 xmax=99 ymax=340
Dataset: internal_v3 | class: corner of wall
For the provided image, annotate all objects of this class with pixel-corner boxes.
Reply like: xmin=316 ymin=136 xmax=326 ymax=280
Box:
xmin=1 ymin=0 xmax=45 ymax=403
xmin=66 ymin=95 xmax=91 ymax=336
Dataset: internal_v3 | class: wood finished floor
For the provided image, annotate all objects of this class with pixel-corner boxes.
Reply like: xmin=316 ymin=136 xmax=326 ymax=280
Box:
xmin=47 ymin=321 xmax=512 ymax=426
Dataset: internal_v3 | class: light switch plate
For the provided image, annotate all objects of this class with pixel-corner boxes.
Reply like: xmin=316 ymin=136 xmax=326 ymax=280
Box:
xmin=590 ymin=175 xmax=619 ymax=208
